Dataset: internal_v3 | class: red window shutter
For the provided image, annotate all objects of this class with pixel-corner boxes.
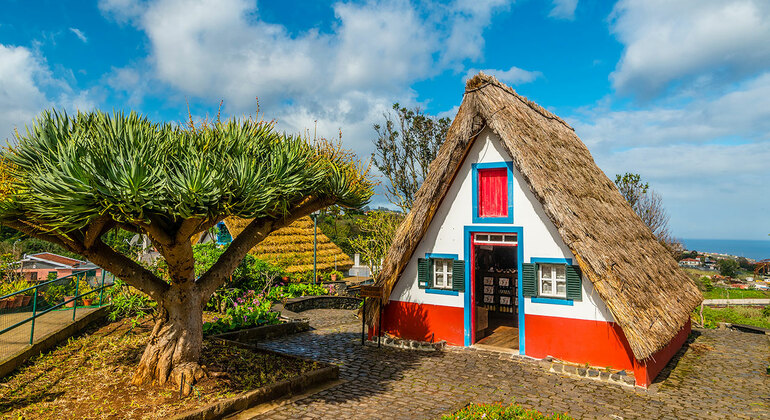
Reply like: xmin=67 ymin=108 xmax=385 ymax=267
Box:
xmin=478 ymin=168 xmax=508 ymax=217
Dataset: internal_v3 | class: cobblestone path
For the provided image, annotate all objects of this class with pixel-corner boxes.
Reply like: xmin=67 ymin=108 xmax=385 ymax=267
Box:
xmin=252 ymin=309 xmax=769 ymax=419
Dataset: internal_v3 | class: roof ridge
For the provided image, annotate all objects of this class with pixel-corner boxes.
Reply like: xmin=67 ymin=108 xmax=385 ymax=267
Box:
xmin=465 ymin=72 xmax=574 ymax=131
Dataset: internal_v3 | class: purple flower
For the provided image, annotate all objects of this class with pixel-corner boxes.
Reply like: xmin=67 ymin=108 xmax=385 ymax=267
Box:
xmin=243 ymin=315 xmax=247 ymax=322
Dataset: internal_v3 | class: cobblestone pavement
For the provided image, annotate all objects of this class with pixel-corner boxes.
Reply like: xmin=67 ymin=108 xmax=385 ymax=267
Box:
xmin=251 ymin=309 xmax=769 ymax=419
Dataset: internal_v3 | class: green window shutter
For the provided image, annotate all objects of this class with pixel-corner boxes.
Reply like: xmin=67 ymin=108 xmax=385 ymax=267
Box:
xmin=566 ymin=264 xmax=582 ymax=301
xmin=417 ymin=258 xmax=429 ymax=289
xmin=428 ymin=258 xmax=434 ymax=289
xmin=522 ymin=263 xmax=537 ymax=297
xmin=452 ymin=260 xmax=465 ymax=292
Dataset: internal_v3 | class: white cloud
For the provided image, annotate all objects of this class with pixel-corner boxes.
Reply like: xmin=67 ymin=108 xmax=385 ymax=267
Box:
xmin=464 ymin=66 xmax=542 ymax=85
xmin=569 ymin=71 xmax=770 ymax=239
xmin=441 ymin=0 xmax=511 ymax=65
xmin=97 ymin=0 xmax=514 ymax=155
xmin=572 ymin=72 xmax=770 ymax=151
xmin=0 ymin=45 xmax=50 ymax=142
xmin=69 ymin=27 xmax=88 ymax=43
xmin=0 ymin=44 xmax=95 ymax=144
xmin=548 ymin=0 xmax=578 ymax=20
xmin=609 ymin=0 xmax=770 ymax=98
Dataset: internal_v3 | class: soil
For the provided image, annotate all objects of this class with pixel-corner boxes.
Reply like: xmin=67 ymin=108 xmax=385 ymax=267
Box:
xmin=0 ymin=317 xmax=319 ymax=419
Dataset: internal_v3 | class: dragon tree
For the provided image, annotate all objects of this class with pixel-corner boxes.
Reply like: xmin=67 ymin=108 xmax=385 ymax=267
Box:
xmin=0 ymin=110 xmax=373 ymax=393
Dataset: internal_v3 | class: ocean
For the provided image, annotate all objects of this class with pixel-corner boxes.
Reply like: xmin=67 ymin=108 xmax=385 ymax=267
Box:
xmin=681 ymin=238 xmax=770 ymax=261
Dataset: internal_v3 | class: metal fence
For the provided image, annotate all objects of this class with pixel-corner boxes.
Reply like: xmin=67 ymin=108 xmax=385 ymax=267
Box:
xmin=0 ymin=270 xmax=115 ymax=361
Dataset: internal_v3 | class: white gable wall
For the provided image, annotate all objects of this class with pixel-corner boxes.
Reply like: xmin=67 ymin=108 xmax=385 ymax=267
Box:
xmin=389 ymin=128 xmax=613 ymax=323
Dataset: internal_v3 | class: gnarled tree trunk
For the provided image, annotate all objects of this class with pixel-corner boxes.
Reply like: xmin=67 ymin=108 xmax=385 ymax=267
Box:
xmin=131 ymin=283 xmax=206 ymax=395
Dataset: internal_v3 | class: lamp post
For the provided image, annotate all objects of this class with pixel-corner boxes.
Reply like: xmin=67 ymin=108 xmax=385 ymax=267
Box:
xmin=312 ymin=211 xmax=319 ymax=284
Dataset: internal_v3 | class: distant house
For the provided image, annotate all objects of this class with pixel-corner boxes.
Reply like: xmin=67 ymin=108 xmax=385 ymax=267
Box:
xmin=363 ymin=73 xmax=702 ymax=388
xmin=678 ymin=258 xmax=700 ymax=267
xmin=13 ymin=253 xmax=101 ymax=282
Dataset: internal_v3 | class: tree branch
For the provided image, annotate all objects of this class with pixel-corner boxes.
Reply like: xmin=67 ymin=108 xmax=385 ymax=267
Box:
xmin=4 ymin=220 xmax=85 ymax=254
xmin=84 ymin=216 xmax=112 ymax=249
xmin=82 ymin=239 xmax=170 ymax=300
xmin=197 ymin=197 xmax=333 ymax=297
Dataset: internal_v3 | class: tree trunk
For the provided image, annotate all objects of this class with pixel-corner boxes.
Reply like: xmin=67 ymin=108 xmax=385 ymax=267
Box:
xmin=131 ymin=283 xmax=206 ymax=395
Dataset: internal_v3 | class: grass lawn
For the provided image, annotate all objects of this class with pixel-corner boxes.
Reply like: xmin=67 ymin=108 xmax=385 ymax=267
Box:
xmin=702 ymin=288 xmax=770 ymax=299
xmin=693 ymin=306 xmax=770 ymax=330
xmin=0 ymin=317 xmax=320 ymax=419
xmin=442 ymin=403 xmax=572 ymax=420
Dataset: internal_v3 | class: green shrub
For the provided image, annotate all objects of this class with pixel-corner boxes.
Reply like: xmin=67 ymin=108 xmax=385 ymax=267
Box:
xmin=203 ymin=289 xmax=278 ymax=335
xmin=43 ymin=284 xmax=67 ymax=304
xmin=442 ymin=403 xmax=572 ymax=420
xmin=265 ymin=283 xmax=328 ymax=302
xmin=107 ymin=279 xmax=156 ymax=321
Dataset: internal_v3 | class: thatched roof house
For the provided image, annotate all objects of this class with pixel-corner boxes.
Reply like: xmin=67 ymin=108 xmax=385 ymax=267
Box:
xmin=364 ymin=73 xmax=701 ymax=387
xmin=223 ymin=216 xmax=353 ymax=274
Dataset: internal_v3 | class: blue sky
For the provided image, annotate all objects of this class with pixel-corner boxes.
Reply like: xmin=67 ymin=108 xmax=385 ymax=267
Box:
xmin=1 ymin=0 xmax=769 ymax=240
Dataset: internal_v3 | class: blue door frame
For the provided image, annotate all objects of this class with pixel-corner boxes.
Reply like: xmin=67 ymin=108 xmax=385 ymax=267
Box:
xmin=463 ymin=225 xmax=525 ymax=355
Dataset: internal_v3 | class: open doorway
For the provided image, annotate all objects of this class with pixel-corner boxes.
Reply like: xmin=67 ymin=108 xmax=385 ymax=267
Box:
xmin=472 ymin=233 xmax=519 ymax=351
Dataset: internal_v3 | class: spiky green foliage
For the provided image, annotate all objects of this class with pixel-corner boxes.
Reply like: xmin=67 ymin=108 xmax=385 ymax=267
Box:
xmin=1 ymin=110 xmax=372 ymax=235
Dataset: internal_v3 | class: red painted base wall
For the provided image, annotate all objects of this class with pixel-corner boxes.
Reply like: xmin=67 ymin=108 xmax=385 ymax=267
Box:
xmin=525 ymin=314 xmax=691 ymax=387
xmin=634 ymin=318 xmax=691 ymax=387
xmin=525 ymin=314 xmax=637 ymax=371
xmin=380 ymin=300 xmax=464 ymax=346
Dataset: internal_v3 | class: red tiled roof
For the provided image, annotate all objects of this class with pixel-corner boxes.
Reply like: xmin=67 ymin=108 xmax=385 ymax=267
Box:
xmin=31 ymin=253 xmax=84 ymax=267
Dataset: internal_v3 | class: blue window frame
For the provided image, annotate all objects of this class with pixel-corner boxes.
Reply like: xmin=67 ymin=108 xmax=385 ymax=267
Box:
xmin=472 ymin=161 xmax=514 ymax=224
xmin=424 ymin=253 xmax=460 ymax=295
xmin=530 ymin=257 xmax=574 ymax=304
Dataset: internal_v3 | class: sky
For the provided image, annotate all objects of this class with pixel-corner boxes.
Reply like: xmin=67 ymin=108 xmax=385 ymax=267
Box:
xmin=1 ymin=0 xmax=769 ymax=241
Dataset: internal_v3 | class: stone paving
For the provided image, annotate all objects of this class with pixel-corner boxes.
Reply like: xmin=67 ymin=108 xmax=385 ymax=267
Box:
xmin=251 ymin=309 xmax=770 ymax=419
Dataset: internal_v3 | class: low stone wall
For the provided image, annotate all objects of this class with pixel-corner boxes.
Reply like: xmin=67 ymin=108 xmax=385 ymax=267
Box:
xmin=376 ymin=336 xmax=446 ymax=352
xmin=283 ymin=296 xmax=361 ymax=313
xmin=213 ymin=321 xmax=310 ymax=342
xmin=542 ymin=357 xmax=636 ymax=387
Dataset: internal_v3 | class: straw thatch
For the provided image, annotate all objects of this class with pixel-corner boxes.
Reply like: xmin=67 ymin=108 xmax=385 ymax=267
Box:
xmin=365 ymin=73 xmax=702 ymax=362
xmin=223 ymin=216 xmax=353 ymax=274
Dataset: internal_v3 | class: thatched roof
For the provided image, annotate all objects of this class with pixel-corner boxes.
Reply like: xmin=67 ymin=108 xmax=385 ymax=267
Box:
xmin=366 ymin=73 xmax=702 ymax=361
xmin=224 ymin=216 xmax=353 ymax=274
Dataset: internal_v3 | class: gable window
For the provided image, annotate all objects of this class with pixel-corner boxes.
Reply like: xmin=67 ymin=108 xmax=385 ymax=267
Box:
xmin=472 ymin=162 xmax=514 ymax=223
xmin=433 ymin=259 xmax=453 ymax=289
xmin=539 ymin=263 xmax=566 ymax=298
xmin=478 ymin=168 xmax=508 ymax=217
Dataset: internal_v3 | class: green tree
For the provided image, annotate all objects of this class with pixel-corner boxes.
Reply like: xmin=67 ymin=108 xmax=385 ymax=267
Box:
xmin=372 ymin=103 xmax=450 ymax=212
xmin=717 ymin=259 xmax=739 ymax=278
xmin=349 ymin=211 xmax=403 ymax=279
xmin=614 ymin=173 xmax=680 ymax=255
xmin=0 ymin=110 xmax=373 ymax=393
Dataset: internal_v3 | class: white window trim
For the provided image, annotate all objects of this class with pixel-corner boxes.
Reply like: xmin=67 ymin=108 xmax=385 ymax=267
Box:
xmin=538 ymin=263 xmax=567 ymax=298
xmin=432 ymin=258 xmax=453 ymax=290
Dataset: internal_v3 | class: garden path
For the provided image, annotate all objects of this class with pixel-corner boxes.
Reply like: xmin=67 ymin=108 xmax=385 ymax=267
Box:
xmin=0 ymin=307 xmax=100 ymax=362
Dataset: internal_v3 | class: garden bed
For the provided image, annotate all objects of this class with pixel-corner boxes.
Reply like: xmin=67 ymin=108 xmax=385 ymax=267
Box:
xmin=0 ymin=317 xmax=323 ymax=419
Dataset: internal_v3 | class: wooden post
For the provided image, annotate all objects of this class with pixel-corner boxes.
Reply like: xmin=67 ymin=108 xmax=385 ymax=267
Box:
xmin=361 ymin=297 xmax=366 ymax=346
xmin=360 ymin=286 xmax=384 ymax=348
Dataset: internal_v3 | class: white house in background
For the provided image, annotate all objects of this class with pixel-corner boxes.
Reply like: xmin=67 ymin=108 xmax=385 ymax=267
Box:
xmin=678 ymin=258 xmax=701 ymax=267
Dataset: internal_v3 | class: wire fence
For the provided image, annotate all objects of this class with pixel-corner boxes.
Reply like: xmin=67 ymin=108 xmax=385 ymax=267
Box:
xmin=0 ymin=270 xmax=115 ymax=361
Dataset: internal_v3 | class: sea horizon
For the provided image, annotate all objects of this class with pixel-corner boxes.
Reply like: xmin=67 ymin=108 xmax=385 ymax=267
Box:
xmin=681 ymin=238 xmax=770 ymax=261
